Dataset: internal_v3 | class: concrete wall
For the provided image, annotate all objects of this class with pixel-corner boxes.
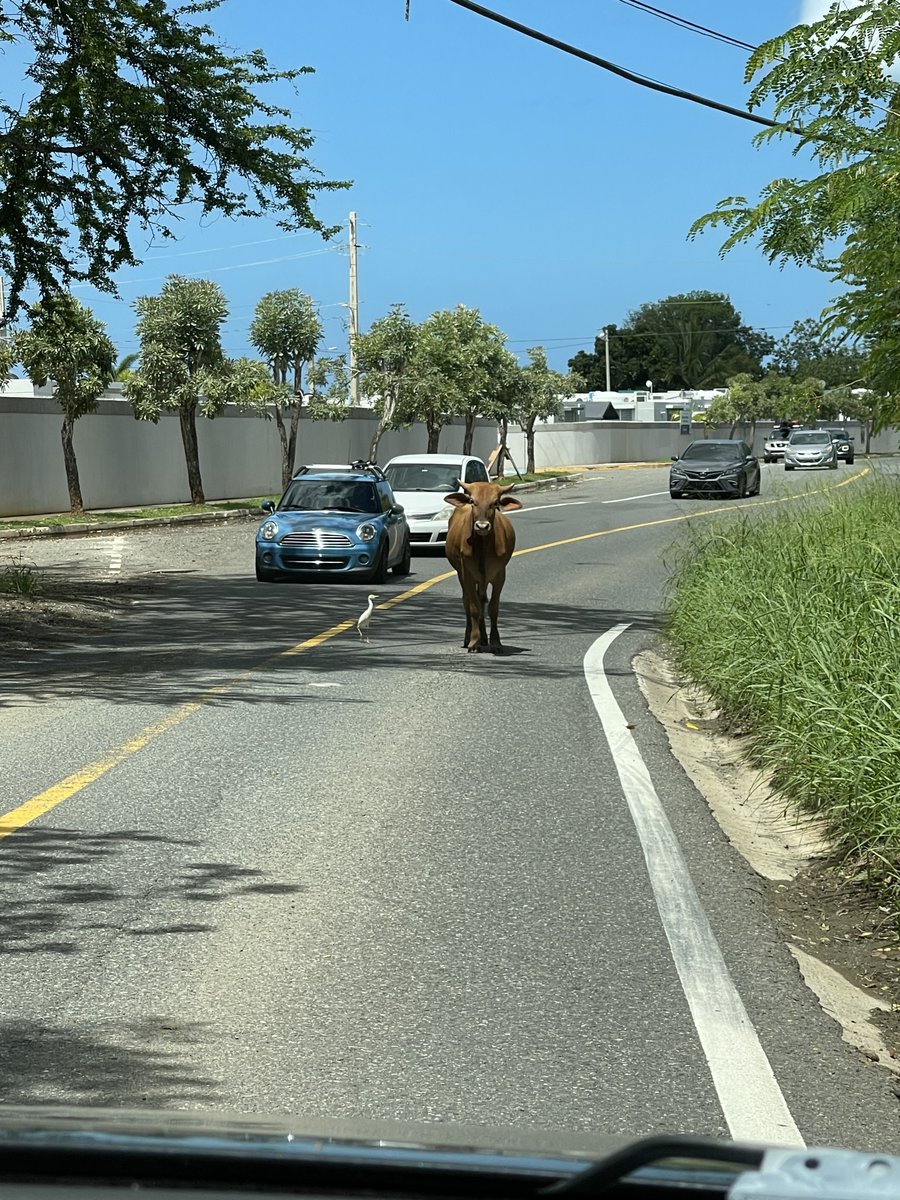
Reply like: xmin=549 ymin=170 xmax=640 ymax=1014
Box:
xmin=0 ymin=396 xmax=499 ymax=517
xmin=4 ymin=393 xmax=897 ymax=516
xmin=507 ymin=420 xmax=899 ymax=470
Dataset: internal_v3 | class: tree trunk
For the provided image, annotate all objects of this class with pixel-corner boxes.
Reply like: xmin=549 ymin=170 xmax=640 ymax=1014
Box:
xmin=287 ymin=404 xmax=302 ymax=485
xmin=748 ymin=417 xmax=757 ymax=447
xmin=426 ymin=418 xmax=441 ymax=453
xmin=368 ymin=392 xmax=397 ymax=462
xmin=525 ymin=415 xmax=536 ymax=475
xmin=60 ymin=413 xmax=84 ymax=514
xmin=462 ymin=409 xmax=476 ymax=455
xmin=729 ymin=418 xmax=738 ymax=437
xmin=492 ymin=417 xmax=508 ymax=478
xmin=179 ymin=400 xmax=205 ymax=504
xmin=865 ymin=419 xmax=873 ymax=454
xmin=273 ymin=404 xmax=291 ymax=490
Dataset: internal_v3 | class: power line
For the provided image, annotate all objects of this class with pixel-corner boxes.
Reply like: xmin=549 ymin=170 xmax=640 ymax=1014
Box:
xmin=443 ymin=0 xmax=802 ymax=135
xmin=615 ymin=0 xmax=755 ymax=53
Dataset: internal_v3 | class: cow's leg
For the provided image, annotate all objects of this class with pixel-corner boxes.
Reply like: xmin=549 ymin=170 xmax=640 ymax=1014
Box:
xmin=478 ymin=587 xmax=488 ymax=647
xmin=465 ymin=582 xmax=485 ymax=653
xmin=488 ymin=569 xmax=506 ymax=652
xmin=456 ymin=570 xmax=472 ymax=648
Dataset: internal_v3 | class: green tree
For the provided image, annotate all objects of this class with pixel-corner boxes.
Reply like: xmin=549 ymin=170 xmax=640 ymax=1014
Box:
xmin=14 ymin=295 xmax=115 ymax=513
xmin=443 ymin=310 xmax=517 ymax=455
xmin=518 ymin=347 xmax=579 ymax=474
xmin=0 ymin=340 xmax=14 ymax=386
xmin=705 ymin=371 xmax=823 ymax=440
xmin=125 ymin=276 xmax=231 ymax=504
xmin=568 ymin=293 xmax=773 ymax=390
xmin=689 ymin=3 xmax=900 ymax=422
xmin=354 ymin=305 xmax=420 ymax=462
xmin=771 ymin=319 xmax=868 ymax=390
xmin=399 ymin=306 xmax=501 ymax=453
xmin=113 ymin=353 xmax=139 ymax=382
xmin=248 ymin=290 xmax=324 ymax=487
xmin=0 ymin=0 xmax=348 ymax=318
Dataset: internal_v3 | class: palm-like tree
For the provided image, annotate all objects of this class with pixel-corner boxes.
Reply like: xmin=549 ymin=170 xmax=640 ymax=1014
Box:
xmin=114 ymin=353 xmax=139 ymax=381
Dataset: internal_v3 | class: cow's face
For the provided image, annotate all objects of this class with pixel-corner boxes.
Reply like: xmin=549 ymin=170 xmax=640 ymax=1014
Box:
xmin=443 ymin=481 xmax=523 ymax=536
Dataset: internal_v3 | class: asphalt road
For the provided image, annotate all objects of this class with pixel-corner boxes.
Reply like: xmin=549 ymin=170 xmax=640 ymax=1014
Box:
xmin=1 ymin=462 xmax=897 ymax=1150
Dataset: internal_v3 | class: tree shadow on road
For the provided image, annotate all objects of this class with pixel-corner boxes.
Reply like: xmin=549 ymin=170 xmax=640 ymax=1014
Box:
xmin=0 ymin=573 xmax=664 ymax=709
xmin=0 ymin=1017 xmax=224 ymax=1107
xmin=0 ymin=826 xmax=306 ymax=956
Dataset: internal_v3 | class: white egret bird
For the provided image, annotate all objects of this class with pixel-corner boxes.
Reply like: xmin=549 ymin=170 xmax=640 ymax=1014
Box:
xmin=357 ymin=593 xmax=379 ymax=642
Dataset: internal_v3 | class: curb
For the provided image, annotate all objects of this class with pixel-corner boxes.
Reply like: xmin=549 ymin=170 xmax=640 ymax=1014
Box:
xmin=0 ymin=507 xmax=260 ymax=542
xmin=505 ymin=473 xmax=583 ymax=493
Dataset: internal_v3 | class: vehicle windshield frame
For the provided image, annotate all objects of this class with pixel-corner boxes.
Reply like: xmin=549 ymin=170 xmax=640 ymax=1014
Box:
xmin=679 ymin=443 xmax=744 ymax=463
xmin=384 ymin=463 xmax=463 ymax=492
xmin=789 ymin=432 xmax=831 ymax=446
xmin=277 ymin=479 xmax=380 ymax=513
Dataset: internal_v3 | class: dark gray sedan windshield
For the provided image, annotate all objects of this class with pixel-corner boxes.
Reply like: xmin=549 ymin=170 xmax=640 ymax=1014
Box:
xmin=680 ymin=444 xmax=742 ymax=462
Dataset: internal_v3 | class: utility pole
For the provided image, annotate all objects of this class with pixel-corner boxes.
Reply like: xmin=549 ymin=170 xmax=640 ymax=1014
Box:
xmin=348 ymin=211 xmax=359 ymax=407
xmin=603 ymin=326 xmax=611 ymax=393
xmin=0 ymin=276 xmax=8 ymax=347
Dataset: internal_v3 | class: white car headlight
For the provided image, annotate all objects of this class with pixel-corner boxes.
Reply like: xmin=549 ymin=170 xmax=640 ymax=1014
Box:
xmin=432 ymin=504 xmax=456 ymax=521
xmin=357 ymin=522 xmax=378 ymax=542
xmin=260 ymin=520 xmax=279 ymax=541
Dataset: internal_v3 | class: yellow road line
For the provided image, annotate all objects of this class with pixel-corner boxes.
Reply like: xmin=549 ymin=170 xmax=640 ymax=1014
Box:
xmin=0 ymin=466 xmax=869 ymax=840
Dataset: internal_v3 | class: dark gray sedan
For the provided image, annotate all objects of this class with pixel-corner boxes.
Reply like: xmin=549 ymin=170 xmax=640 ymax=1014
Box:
xmin=669 ymin=439 xmax=761 ymax=499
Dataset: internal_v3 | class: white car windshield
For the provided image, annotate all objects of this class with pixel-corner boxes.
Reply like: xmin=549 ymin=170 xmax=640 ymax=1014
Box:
xmin=384 ymin=464 xmax=461 ymax=491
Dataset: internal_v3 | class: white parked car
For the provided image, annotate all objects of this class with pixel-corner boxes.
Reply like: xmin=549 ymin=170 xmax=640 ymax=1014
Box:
xmin=382 ymin=453 xmax=491 ymax=547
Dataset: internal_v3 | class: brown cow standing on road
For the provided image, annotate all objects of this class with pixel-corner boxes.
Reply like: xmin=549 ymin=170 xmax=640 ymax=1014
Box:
xmin=444 ymin=480 xmax=523 ymax=653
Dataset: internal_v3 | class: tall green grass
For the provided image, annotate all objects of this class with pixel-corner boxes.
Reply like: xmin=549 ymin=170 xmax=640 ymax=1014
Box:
xmin=666 ymin=480 xmax=900 ymax=888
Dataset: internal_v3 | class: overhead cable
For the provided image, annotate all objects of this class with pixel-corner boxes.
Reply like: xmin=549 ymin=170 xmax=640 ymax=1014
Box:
xmin=616 ymin=0 xmax=755 ymax=53
xmin=443 ymin=0 xmax=802 ymax=135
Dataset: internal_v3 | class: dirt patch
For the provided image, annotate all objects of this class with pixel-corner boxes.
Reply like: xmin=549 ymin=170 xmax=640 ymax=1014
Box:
xmin=635 ymin=647 xmax=900 ymax=1081
xmin=0 ymin=580 xmax=147 ymax=653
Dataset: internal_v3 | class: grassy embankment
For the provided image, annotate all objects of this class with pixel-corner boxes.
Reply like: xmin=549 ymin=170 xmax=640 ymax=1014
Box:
xmin=666 ymin=477 xmax=900 ymax=897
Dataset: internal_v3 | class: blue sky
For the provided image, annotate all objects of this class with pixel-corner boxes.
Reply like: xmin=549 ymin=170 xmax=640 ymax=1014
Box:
xmin=65 ymin=0 xmax=833 ymax=372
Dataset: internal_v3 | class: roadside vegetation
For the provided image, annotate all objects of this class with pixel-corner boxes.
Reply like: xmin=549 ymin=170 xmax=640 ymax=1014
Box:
xmin=0 ymin=556 xmax=41 ymax=595
xmin=666 ymin=477 xmax=900 ymax=900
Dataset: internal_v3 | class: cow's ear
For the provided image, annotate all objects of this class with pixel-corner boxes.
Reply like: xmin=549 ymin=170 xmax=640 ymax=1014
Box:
xmin=498 ymin=495 xmax=523 ymax=511
xmin=443 ymin=492 xmax=471 ymax=508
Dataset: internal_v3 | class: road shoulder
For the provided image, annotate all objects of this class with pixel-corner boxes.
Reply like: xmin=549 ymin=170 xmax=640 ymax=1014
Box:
xmin=635 ymin=647 xmax=900 ymax=1084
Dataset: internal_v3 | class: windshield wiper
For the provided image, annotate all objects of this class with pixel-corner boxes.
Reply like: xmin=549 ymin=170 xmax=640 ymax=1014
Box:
xmin=545 ymin=1136 xmax=762 ymax=1198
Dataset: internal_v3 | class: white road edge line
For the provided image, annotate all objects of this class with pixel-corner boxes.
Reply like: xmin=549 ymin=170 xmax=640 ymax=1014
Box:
xmin=583 ymin=624 xmax=804 ymax=1148
xmin=601 ymin=490 xmax=669 ymax=504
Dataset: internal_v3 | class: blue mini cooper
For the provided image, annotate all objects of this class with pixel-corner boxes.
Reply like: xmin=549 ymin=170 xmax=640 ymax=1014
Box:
xmin=255 ymin=462 xmax=411 ymax=584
